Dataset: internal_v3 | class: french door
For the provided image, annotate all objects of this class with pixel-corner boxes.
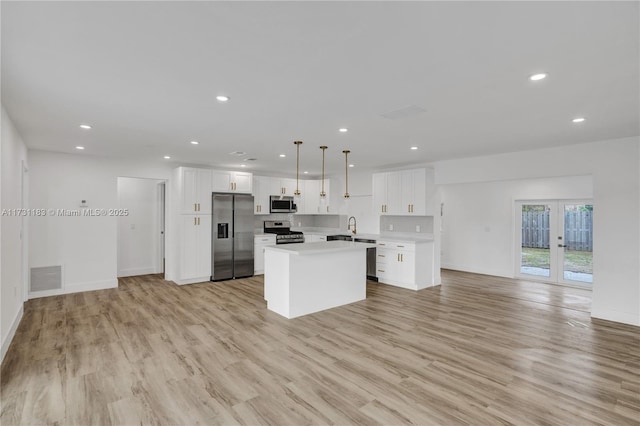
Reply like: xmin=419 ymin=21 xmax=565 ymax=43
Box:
xmin=516 ymin=200 xmax=593 ymax=287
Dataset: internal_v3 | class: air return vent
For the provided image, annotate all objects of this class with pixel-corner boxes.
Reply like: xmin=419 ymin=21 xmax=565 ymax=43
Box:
xmin=380 ymin=105 xmax=426 ymax=120
xmin=30 ymin=266 xmax=62 ymax=292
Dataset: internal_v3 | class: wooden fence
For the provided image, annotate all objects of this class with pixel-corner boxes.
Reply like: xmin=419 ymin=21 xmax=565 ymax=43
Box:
xmin=522 ymin=211 xmax=593 ymax=251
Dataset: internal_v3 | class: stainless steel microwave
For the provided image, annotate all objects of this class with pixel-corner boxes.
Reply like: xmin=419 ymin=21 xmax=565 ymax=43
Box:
xmin=270 ymin=195 xmax=297 ymax=213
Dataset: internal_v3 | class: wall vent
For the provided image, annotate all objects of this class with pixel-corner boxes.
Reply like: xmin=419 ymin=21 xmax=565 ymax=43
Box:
xmin=30 ymin=266 xmax=62 ymax=292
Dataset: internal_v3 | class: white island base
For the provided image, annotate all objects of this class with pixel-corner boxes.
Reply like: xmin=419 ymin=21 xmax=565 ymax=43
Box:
xmin=264 ymin=241 xmax=372 ymax=319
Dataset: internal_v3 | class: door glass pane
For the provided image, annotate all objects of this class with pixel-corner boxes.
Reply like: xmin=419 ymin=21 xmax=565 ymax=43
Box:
xmin=563 ymin=204 xmax=593 ymax=283
xmin=521 ymin=204 xmax=551 ymax=277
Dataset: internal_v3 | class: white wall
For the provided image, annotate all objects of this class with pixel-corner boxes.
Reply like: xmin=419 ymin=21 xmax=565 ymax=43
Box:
xmin=435 ymin=136 xmax=640 ymax=326
xmin=29 ymin=151 xmax=174 ymax=296
xmin=1 ymin=106 xmax=28 ymax=361
xmin=440 ymin=175 xmax=593 ymax=277
xmin=117 ymin=177 xmax=164 ymax=277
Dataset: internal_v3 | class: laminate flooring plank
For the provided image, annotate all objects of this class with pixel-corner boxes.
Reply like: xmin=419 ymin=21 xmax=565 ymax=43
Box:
xmin=2 ymin=270 xmax=639 ymax=425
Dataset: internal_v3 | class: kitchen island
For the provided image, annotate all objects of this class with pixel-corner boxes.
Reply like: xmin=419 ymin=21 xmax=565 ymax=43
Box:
xmin=264 ymin=241 xmax=374 ymax=319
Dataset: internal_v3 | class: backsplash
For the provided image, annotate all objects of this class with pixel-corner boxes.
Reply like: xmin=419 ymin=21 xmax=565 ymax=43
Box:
xmin=255 ymin=214 xmax=344 ymax=231
xmin=380 ymin=215 xmax=433 ymax=234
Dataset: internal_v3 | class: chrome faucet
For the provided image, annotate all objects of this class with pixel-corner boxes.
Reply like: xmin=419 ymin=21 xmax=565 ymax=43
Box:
xmin=348 ymin=216 xmax=357 ymax=235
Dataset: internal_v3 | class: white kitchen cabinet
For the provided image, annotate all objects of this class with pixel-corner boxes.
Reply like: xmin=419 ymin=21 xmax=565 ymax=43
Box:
xmin=269 ymin=177 xmax=298 ymax=196
xmin=180 ymin=168 xmax=213 ymax=214
xmin=253 ymin=176 xmax=271 ymax=214
xmin=306 ymin=234 xmax=327 ymax=242
xmin=372 ymin=172 xmax=401 ymax=215
xmin=373 ymin=168 xmax=426 ymax=216
xmin=301 ymin=179 xmax=331 ymax=214
xmin=375 ymin=240 xmax=433 ymax=290
xmin=400 ymin=168 xmax=426 ymax=215
xmin=179 ymin=215 xmax=211 ymax=284
xmin=254 ymin=234 xmax=277 ymax=274
xmin=212 ymin=170 xmax=253 ymax=193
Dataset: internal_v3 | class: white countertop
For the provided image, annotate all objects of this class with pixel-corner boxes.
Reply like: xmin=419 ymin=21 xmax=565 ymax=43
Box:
xmin=295 ymin=229 xmax=433 ymax=243
xmin=264 ymin=240 xmax=375 ymax=255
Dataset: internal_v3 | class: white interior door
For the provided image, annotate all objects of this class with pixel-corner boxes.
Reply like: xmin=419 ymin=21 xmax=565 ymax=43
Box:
xmin=516 ymin=200 xmax=593 ymax=287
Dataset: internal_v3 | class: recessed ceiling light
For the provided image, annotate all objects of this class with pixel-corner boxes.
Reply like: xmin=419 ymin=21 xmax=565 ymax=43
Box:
xmin=410 ymin=146 xmax=418 ymax=150
xmin=216 ymin=95 xmax=229 ymax=102
xmin=190 ymin=141 xmax=199 ymax=145
xmin=339 ymin=128 xmax=348 ymax=133
xmin=529 ymin=73 xmax=547 ymax=81
xmin=279 ymin=154 xmax=286 ymax=158
xmin=229 ymin=151 xmax=246 ymax=156
xmin=572 ymin=117 xmax=586 ymax=123
xmin=304 ymin=171 xmax=308 ymax=174
xmin=240 ymin=164 xmax=247 ymax=168
xmin=164 ymin=155 xmax=171 ymax=159
xmin=75 ymin=146 xmax=85 ymax=150
xmin=79 ymin=124 xmax=92 ymax=130
xmin=349 ymin=164 xmax=354 ymax=168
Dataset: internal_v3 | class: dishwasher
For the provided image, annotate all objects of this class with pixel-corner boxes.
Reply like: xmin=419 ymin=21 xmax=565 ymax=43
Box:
xmin=354 ymin=238 xmax=378 ymax=281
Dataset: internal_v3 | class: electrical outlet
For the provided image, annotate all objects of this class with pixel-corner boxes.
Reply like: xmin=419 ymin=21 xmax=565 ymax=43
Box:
xmin=416 ymin=225 xmax=421 ymax=232
xmin=388 ymin=224 xmax=394 ymax=231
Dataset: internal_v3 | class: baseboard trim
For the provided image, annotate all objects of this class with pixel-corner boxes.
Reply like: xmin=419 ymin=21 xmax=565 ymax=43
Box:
xmin=441 ymin=263 xmax=511 ymax=279
xmin=175 ymin=276 xmax=211 ymax=285
xmin=28 ymin=278 xmax=118 ymax=299
xmin=118 ymin=267 xmax=158 ymax=278
xmin=591 ymin=308 xmax=640 ymax=327
xmin=1 ymin=305 xmax=24 ymax=363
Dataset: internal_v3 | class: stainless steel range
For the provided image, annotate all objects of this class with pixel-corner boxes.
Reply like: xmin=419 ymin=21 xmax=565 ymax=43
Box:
xmin=263 ymin=220 xmax=305 ymax=244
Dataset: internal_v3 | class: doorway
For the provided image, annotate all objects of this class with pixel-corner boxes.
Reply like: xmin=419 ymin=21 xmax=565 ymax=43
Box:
xmin=515 ymin=200 xmax=593 ymax=287
xmin=117 ymin=177 xmax=166 ymax=278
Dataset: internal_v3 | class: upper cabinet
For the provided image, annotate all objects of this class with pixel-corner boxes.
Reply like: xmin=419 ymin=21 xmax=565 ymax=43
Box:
xmin=269 ymin=178 xmax=297 ymax=196
xmin=212 ymin=171 xmax=253 ymax=193
xmin=400 ymin=168 xmax=426 ymax=215
xmin=301 ymin=179 xmax=331 ymax=214
xmin=372 ymin=171 xmax=401 ymax=215
xmin=180 ymin=168 xmax=213 ymax=214
xmin=253 ymin=176 xmax=270 ymax=215
xmin=253 ymin=176 xmax=332 ymax=215
xmin=373 ymin=168 xmax=428 ymax=216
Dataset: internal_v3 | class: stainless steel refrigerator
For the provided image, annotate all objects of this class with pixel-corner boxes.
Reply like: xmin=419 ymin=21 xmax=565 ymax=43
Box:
xmin=211 ymin=193 xmax=254 ymax=281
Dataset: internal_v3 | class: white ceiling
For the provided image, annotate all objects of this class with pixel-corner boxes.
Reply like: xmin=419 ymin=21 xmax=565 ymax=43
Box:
xmin=2 ymin=1 xmax=638 ymax=176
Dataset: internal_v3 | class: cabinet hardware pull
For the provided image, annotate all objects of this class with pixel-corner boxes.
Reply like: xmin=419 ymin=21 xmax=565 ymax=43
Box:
xmin=397 ymin=253 xmax=400 ymax=261
xmin=379 ymin=243 xmax=385 ymax=246
xmin=378 ymin=269 xmax=385 ymax=272
xmin=194 ymin=203 xmax=197 ymax=212
xmin=198 ymin=217 xmax=201 ymax=225
xmin=401 ymin=254 xmax=403 ymax=262
xmin=397 ymin=245 xmax=404 ymax=248
xmin=378 ymin=254 xmax=385 ymax=257
xmin=194 ymin=217 xmax=197 ymax=225
xmin=408 ymin=204 xmax=411 ymax=212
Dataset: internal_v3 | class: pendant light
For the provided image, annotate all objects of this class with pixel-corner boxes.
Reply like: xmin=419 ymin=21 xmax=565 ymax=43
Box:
xmin=343 ymin=149 xmax=350 ymax=199
xmin=319 ymin=146 xmax=328 ymax=206
xmin=293 ymin=141 xmax=303 ymax=201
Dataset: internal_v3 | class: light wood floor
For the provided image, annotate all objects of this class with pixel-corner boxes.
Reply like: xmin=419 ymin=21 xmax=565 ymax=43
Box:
xmin=2 ymin=271 xmax=639 ymax=425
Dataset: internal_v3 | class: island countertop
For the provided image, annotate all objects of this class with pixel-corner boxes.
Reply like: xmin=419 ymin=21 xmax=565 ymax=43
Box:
xmin=263 ymin=240 xmax=375 ymax=255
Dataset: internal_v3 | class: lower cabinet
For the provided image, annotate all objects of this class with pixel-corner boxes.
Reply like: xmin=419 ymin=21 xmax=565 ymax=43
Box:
xmin=179 ymin=215 xmax=211 ymax=284
xmin=375 ymin=240 xmax=434 ymax=290
xmin=254 ymin=234 xmax=277 ymax=275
